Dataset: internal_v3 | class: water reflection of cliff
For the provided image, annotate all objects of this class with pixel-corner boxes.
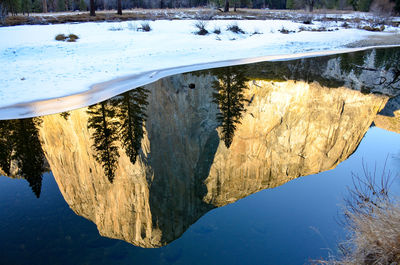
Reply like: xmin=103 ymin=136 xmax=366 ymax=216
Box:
xmin=1 ymin=48 xmax=399 ymax=248
xmin=36 ymin=71 xmax=387 ymax=248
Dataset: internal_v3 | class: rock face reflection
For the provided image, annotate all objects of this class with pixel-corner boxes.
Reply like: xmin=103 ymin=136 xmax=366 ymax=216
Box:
xmin=37 ymin=72 xmax=387 ymax=247
xmin=1 ymin=48 xmax=399 ymax=248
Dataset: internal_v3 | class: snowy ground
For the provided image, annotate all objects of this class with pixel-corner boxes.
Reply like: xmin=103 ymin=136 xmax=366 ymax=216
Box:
xmin=0 ymin=18 xmax=400 ymax=118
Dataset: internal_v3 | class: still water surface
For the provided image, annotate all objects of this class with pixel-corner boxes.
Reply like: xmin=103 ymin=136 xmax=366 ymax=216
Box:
xmin=0 ymin=47 xmax=399 ymax=265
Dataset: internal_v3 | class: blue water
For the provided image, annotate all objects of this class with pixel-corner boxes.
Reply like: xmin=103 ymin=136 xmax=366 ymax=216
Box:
xmin=0 ymin=126 xmax=399 ymax=265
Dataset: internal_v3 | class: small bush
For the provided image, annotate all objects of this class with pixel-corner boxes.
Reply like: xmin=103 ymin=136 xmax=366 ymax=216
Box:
xmin=213 ymin=26 xmax=221 ymax=34
xmin=278 ymin=27 xmax=295 ymax=34
xmin=362 ymin=25 xmax=385 ymax=31
xmin=194 ymin=20 xmax=208 ymax=35
xmin=342 ymin=21 xmax=350 ymax=28
xmin=55 ymin=33 xmax=79 ymax=42
xmin=298 ymin=26 xmax=307 ymax=32
xmin=138 ymin=22 xmax=151 ymax=32
xmin=55 ymin=34 xmax=67 ymax=41
xmin=226 ymin=22 xmax=245 ymax=34
xmin=311 ymin=27 xmax=327 ymax=32
xmin=67 ymin=34 xmax=79 ymax=42
xmin=302 ymin=17 xmax=313 ymax=24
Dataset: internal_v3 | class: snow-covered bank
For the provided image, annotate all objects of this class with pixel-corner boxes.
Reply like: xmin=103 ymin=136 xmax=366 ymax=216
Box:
xmin=0 ymin=19 xmax=399 ymax=119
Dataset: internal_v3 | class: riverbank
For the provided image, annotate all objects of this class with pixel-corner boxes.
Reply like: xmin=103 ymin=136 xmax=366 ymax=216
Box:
xmin=4 ymin=8 xmax=399 ymax=26
xmin=0 ymin=45 xmax=397 ymax=120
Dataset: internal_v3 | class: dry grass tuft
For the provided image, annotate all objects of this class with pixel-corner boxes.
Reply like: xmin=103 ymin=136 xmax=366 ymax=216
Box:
xmin=55 ymin=33 xmax=79 ymax=42
xmin=226 ymin=22 xmax=245 ymax=34
xmin=67 ymin=33 xmax=79 ymax=42
xmin=55 ymin=34 xmax=67 ymax=41
xmin=314 ymin=161 xmax=400 ymax=265
xmin=138 ymin=21 xmax=151 ymax=32
xmin=193 ymin=20 xmax=208 ymax=35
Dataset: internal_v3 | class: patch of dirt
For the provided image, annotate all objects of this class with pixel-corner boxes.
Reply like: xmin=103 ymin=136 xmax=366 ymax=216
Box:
xmin=346 ymin=34 xmax=400 ymax=47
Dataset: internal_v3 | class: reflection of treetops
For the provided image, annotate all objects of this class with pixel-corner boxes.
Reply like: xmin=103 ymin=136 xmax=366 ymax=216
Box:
xmin=339 ymin=48 xmax=400 ymax=90
xmin=87 ymin=101 xmax=120 ymax=183
xmin=87 ymin=87 xmax=149 ymax=183
xmin=211 ymin=67 xmax=249 ymax=148
xmin=0 ymin=118 xmax=46 ymax=198
xmin=339 ymin=49 xmax=367 ymax=76
xmin=374 ymin=49 xmax=400 ymax=89
xmin=113 ymin=87 xmax=149 ymax=164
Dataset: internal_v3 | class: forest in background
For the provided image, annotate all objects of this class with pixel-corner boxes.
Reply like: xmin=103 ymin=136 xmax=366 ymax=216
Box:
xmin=1 ymin=0 xmax=399 ymax=17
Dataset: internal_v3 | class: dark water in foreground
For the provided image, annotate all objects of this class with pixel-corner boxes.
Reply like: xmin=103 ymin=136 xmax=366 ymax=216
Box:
xmin=0 ymin=47 xmax=400 ymax=265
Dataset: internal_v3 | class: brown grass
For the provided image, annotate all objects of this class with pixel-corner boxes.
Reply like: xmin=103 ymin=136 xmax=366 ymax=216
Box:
xmin=67 ymin=33 xmax=79 ymax=41
xmin=314 ymin=163 xmax=400 ymax=265
xmin=317 ymin=201 xmax=400 ymax=265
xmin=55 ymin=33 xmax=66 ymax=41
xmin=55 ymin=33 xmax=79 ymax=42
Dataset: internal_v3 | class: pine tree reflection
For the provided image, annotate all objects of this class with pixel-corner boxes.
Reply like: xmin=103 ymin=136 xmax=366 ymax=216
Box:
xmin=112 ymin=87 xmax=149 ymax=165
xmin=0 ymin=118 xmax=46 ymax=198
xmin=87 ymin=101 xmax=120 ymax=183
xmin=211 ymin=66 xmax=249 ymax=148
xmin=86 ymin=87 xmax=149 ymax=183
xmin=0 ymin=120 xmax=13 ymax=176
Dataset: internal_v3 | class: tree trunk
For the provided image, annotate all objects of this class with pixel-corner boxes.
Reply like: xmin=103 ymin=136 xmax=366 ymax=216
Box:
xmin=224 ymin=0 xmax=229 ymax=12
xmin=234 ymin=2 xmax=236 ymax=11
xmin=90 ymin=0 xmax=95 ymax=16
xmin=65 ymin=0 xmax=69 ymax=11
xmin=42 ymin=0 xmax=48 ymax=12
xmin=117 ymin=0 xmax=122 ymax=14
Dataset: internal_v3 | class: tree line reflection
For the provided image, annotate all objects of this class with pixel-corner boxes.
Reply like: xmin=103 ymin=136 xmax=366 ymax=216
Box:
xmin=87 ymin=87 xmax=149 ymax=183
xmin=0 ymin=87 xmax=150 ymax=192
xmin=0 ymin=67 xmax=253 ymax=191
xmin=0 ymin=118 xmax=46 ymax=198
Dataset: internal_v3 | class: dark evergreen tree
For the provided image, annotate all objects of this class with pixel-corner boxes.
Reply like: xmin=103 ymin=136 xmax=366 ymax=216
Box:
xmin=0 ymin=120 xmax=14 ymax=176
xmin=42 ymin=0 xmax=48 ymax=12
xmin=87 ymin=101 xmax=120 ymax=183
xmin=90 ymin=0 xmax=95 ymax=16
xmin=224 ymin=0 xmax=229 ymax=11
xmin=12 ymin=118 xmax=46 ymax=198
xmin=394 ymin=0 xmax=400 ymax=13
xmin=112 ymin=87 xmax=149 ymax=165
xmin=211 ymin=66 xmax=249 ymax=148
xmin=117 ymin=0 xmax=121 ymax=14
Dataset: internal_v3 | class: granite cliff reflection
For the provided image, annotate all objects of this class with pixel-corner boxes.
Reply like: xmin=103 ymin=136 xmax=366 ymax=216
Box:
xmin=38 ymin=74 xmax=386 ymax=248
xmin=1 ymin=48 xmax=399 ymax=248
